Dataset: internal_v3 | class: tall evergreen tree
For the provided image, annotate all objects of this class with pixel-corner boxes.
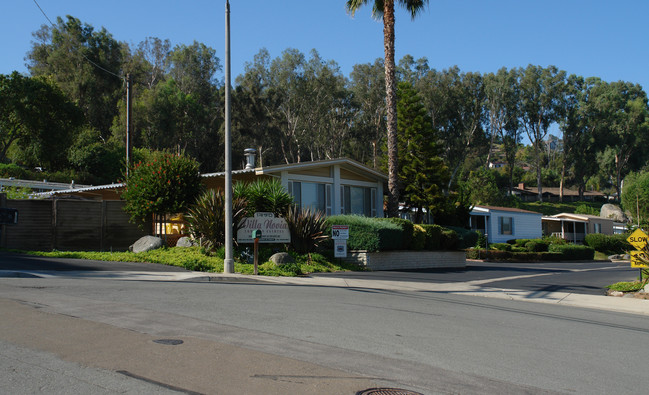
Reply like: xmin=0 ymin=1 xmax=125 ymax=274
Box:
xmin=396 ymin=81 xmax=448 ymax=223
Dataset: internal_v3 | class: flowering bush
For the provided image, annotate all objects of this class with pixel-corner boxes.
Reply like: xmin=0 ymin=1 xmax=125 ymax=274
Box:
xmin=121 ymin=151 xmax=202 ymax=225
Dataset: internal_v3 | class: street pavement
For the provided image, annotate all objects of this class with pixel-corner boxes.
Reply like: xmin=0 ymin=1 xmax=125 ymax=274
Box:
xmin=0 ymin=252 xmax=647 ymax=394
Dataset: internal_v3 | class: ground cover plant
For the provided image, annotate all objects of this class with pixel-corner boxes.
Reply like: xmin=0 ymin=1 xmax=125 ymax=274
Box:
xmin=14 ymin=246 xmax=363 ymax=277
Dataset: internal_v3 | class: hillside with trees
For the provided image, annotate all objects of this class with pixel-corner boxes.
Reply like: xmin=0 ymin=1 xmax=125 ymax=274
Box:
xmin=2 ymin=16 xmax=649 ymax=222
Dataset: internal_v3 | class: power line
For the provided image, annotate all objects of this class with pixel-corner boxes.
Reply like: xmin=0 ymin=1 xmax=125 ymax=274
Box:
xmin=31 ymin=0 xmax=123 ymax=80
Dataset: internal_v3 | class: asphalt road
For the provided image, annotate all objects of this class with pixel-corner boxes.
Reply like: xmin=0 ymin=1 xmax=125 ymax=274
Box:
xmin=313 ymin=260 xmax=639 ymax=296
xmin=0 ymin=273 xmax=647 ymax=394
xmin=0 ymin=252 xmax=638 ymax=296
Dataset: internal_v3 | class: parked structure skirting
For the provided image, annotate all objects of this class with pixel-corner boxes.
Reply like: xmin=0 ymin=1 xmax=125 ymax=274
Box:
xmin=344 ymin=250 xmax=466 ymax=271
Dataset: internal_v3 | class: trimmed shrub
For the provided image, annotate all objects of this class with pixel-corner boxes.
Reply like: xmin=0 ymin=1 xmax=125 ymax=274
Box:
xmin=445 ymin=226 xmax=479 ymax=249
xmin=525 ymin=240 xmax=549 ymax=252
xmin=490 ymin=243 xmax=512 ymax=251
xmin=466 ymin=249 xmax=563 ymax=262
xmin=440 ymin=229 xmax=459 ymax=250
xmin=379 ymin=218 xmax=414 ymax=249
xmin=514 ymin=239 xmax=534 ymax=248
xmin=584 ymin=233 xmax=631 ymax=254
xmin=411 ymin=225 xmax=426 ymax=250
xmin=326 ymin=215 xmax=402 ymax=252
xmin=549 ymin=244 xmax=595 ymax=260
xmin=421 ymin=224 xmax=444 ymax=250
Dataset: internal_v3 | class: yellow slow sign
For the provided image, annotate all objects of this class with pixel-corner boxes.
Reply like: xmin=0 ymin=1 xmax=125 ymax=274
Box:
xmin=627 ymin=228 xmax=649 ymax=250
xmin=630 ymin=251 xmax=649 ymax=268
xmin=627 ymin=229 xmax=649 ymax=268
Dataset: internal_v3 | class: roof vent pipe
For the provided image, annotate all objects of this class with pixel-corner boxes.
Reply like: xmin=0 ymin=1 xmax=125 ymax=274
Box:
xmin=244 ymin=148 xmax=256 ymax=169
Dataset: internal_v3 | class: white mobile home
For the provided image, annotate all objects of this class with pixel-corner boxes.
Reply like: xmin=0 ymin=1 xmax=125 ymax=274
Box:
xmin=470 ymin=205 xmax=543 ymax=244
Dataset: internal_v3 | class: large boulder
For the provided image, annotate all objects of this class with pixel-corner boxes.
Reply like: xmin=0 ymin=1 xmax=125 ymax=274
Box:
xmin=269 ymin=252 xmax=295 ymax=266
xmin=176 ymin=236 xmax=195 ymax=248
xmin=600 ymin=204 xmax=626 ymax=222
xmin=130 ymin=236 xmax=164 ymax=253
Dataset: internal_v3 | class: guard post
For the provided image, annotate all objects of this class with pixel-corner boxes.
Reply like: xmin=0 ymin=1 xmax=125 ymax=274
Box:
xmin=252 ymin=229 xmax=262 ymax=275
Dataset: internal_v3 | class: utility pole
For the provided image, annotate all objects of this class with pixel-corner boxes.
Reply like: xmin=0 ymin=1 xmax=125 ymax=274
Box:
xmin=125 ymin=73 xmax=133 ymax=178
xmin=223 ymin=0 xmax=234 ymax=273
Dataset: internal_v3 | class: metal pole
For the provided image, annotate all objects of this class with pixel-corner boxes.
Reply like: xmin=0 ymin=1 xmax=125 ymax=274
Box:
xmin=125 ymin=73 xmax=132 ymax=178
xmin=223 ymin=0 xmax=234 ymax=273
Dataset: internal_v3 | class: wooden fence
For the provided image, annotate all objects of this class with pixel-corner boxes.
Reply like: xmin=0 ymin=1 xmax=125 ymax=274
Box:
xmin=0 ymin=195 xmax=149 ymax=251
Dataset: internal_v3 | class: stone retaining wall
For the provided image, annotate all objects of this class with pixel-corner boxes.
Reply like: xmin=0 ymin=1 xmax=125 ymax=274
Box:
xmin=343 ymin=250 xmax=466 ymax=271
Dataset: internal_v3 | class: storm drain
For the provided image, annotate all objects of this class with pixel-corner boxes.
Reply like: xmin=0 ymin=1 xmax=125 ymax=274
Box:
xmin=152 ymin=339 xmax=184 ymax=345
xmin=356 ymin=388 xmax=424 ymax=395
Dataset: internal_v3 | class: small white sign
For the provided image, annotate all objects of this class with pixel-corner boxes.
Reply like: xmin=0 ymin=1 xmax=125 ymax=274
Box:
xmin=254 ymin=212 xmax=275 ymax=218
xmin=237 ymin=217 xmax=291 ymax=243
xmin=334 ymin=239 xmax=347 ymax=258
xmin=331 ymin=225 xmax=349 ymax=240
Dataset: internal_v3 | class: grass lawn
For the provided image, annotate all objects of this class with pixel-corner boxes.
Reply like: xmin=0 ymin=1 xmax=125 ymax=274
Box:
xmin=16 ymin=247 xmax=363 ymax=277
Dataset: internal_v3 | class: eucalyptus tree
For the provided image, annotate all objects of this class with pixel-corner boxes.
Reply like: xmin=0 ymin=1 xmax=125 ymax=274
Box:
xmin=518 ymin=65 xmax=566 ymax=201
xmin=424 ymin=67 xmax=486 ymax=191
xmin=233 ymin=49 xmax=281 ymax=167
xmin=349 ymin=58 xmax=387 ymax=168
xmin=267 ymin=48 xmax=309 ymax=164
xmin=27 ymin=16 xmax=125 ymax=140
xmin=346 ymin=0 xmax=430 ymax=217
xmin=558 ymin=75 xmax=597 ymax=200
xmin=299 ymin=50 xmax=353 ymax=161
xmin=587 ymin=80 xmax=649 ymax=200
xmin=483 ymin=67 xmax=520 ymax=193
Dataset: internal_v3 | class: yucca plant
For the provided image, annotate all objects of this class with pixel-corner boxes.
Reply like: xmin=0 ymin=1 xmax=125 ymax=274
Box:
xmin=185 ymin=189 xmax=248 ymax=252
xmin=235 ymin=179 xmax=293 ymax=217
xmin=285 ymin=205 xmax=329 ymax=256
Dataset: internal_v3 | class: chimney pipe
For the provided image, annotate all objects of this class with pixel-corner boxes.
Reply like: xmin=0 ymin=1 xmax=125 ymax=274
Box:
xmin=244 ymin=148 xmax=256 ymax=169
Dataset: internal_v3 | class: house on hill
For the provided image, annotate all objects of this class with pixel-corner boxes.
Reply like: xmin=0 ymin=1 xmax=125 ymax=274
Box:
xmin=542 ymin=213 xmax=615 ymax=243
xmin=511 ymin=183 xmax=607 ymax=202
xmin=469 ymin=205 xmax=543 ymax=244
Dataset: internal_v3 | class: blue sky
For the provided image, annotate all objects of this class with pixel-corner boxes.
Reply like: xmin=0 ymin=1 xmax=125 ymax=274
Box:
xmin=2 ymin=0 xmax=648 ymax=90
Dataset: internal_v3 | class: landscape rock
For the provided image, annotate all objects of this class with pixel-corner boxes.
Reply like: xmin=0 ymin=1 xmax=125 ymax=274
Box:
xmin=269 ymin=252 xmax=295 ymax=266
xmin=176 ymin=237 xmax=195 ymax=247
xmin=130 ymin=236 xmax=164 ymax=253
xmin=600 ymin=204 xmax=626 ymax=222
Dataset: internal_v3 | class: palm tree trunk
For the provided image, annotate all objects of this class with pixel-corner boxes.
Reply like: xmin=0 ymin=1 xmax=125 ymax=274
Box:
xmin=383 ymin=0 xmax=399 ymax=217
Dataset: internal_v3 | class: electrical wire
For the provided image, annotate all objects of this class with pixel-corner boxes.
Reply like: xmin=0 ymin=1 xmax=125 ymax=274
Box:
xmin=31 ymin=0 xmax=123 ymax=80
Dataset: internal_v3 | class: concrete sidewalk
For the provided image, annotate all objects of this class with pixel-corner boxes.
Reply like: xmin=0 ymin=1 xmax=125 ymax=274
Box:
xmin=3 ymin=268 xmax=647 ymax=316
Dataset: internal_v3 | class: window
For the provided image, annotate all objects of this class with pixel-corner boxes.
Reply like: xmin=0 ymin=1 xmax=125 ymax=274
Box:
xmin=593 ymin=223 xmax=602 ymax=234
xmin=288 ymin=181 xmax=331 ymax=215
xmin=341 ymin=185 xmax=377 ymax=217
xmin=499 ymin=216 xmax=513 ymax=235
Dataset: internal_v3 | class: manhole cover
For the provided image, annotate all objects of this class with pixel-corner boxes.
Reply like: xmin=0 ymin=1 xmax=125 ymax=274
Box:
xmin=356 ymin=388 xmax=424 ymax=395
xmin=152 ymin=339 xmax=184 ymax=345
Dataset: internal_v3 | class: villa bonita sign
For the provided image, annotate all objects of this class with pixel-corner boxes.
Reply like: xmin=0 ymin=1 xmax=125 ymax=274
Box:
xmin=237 ymin=212 xmax=291 ymax=243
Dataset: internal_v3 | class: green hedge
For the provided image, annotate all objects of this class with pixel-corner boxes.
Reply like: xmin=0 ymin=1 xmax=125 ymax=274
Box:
xmin=525 ymin=240 xmax=549 ymax=252
xmin=548 ymin=244 xmax=595 ymax=260
xmin=466 ymin=249 xmax=564 ymax=261
xmin=445 ymin=226 xmax=479 ymax=249
xmin=440 ymin=229 xmax=459 ymax=250
xmin=411 ymin=225 xmax=426 ymax=250
xmin=491 ymin=243 xmax=512 ymax=251
xmin=378 ymin=218 xmax=414 ymax=249
xmin=326 ymin=215 xmax=402 ymax=252
xmin=421 ymin=224 xmax=443 ymax=250
xmin=584 ymin=233 xmax=631 ymax=254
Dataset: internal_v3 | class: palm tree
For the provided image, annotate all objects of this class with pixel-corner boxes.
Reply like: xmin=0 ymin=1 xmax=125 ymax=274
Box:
xmin=346 ymin=0 xmax=429 ymax=217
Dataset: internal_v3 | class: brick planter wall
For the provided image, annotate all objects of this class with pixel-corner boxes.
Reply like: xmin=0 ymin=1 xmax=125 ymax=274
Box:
xmin=343 ymin=250 xmax=466 ymax=271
